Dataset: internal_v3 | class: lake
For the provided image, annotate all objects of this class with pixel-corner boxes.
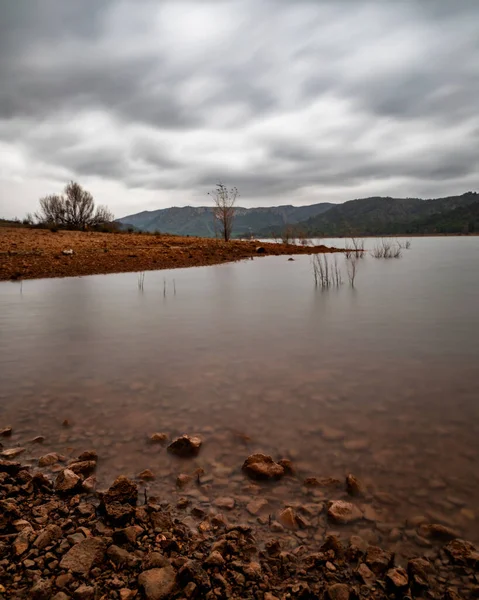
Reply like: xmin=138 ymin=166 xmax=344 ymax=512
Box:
xmin=1 ymin=236 xmax=479 ymax=560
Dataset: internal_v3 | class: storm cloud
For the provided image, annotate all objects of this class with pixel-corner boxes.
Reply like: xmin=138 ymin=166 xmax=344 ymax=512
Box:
xmin=1 ymin=0 xmax=478 ymax=218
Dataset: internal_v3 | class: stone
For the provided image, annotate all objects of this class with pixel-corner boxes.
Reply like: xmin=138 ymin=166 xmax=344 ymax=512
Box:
xmin=60 ymin=537 xmax=106 ymax=575
xmin=419 ymin=523 xmax=459 ymax=541
xmin=69 ymin=460 xmax=96 ymax=476
xmin=343 ymin=438 xmax=369 ymax=451
xmin=0 ymin=458 xmax=22 ymax=474
xmin=103 ymin=475 xmax=138 ymax=505
xmin=138 ymin=566 xmax=176 ymax=600
xmin=30 ymin=435 xmax=45 ymax=443
xmin=14 ymin=527 xmax=32 ymax=556
xmin=150 ymin=432 xmax=169 ymax=445
xmin=56 ymin=573 xmax=74 ymax=589
xmin=327 ymin=583 xmax=350 ymax=600
xmin=205 ymin=550 xmax=225 ymax=568
xmin=78 ymin=450 xmax=98 ymax=462
xmin=407 ymin=557 xmax=432 ymax=589
xmin=328 ymin=500 xmax=363 ymax=524
xmin=278 ymin=507 xmax=299 ymax=530
xmin=0 ymin=426 xmax=13 ymax=437
xmin=53 ymin=593 xmax=70 ymax=600
xmin=176 ymin=474 xmax=193 ymax=488
xmin=256 ymin=246 xmax=266 ymax=253
xmin=55 ymin=469 xmax=81 ymax=493
xmin=167 ymin=435 xmax=202 ymax=457
xmin=303 ymin=477 xmax=342 ymax=488
xmin=357 ymin=562 xmax=375 ymax=585
xmin=138 ymin=469 xmax=155 ymax=480
xmin=320 ymin=426 xmax=344 ymax=441
xmin=30 ymin=579 xmax=52 ymax=600
xmin=345 ymin=473 xmax=363 ymax=496
xmin=444 ymin=539 xmax=479 ymax=566
xmin=214 ymin=497 xmax=235 ymax=510
xmin=73 ymin=585 xmax=96 ymax=599
xmin=34 ymin=524 xmax=62 ymax=549
xmin=119 ymin=590 xmax=137 ymax=600
xmin=247 ymin=498 xmax=269 ymax=515
xmin=386 ymin=567 xmax=409 ymax=591
xmin=83 ymin=476 xmax=97 ymax=493
xmin=104 ymin=501 xmax=135 ymax=524
xmin=38 ymin=452 xmax=60 ymax=467
xmin=107 ymin=544 xmax=139 ymax=567
xmin=278 ymin=458 xmax=294 ymax=475
xmin=365 ymin=545 xmax=394 ymax=575
xmin=143 ymin=552 xmax=170 ymax=570
xmin=1 ymin=447 xmax=26 ymax=459
xmin=242 ymin=453 xmax=284 ymax=480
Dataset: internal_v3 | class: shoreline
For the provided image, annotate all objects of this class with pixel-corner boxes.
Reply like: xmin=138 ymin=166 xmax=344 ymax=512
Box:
xmin=0 ymin=228 xmax=343 ymax=282
xmin=1 ymin=433 xmax=478 ymax=598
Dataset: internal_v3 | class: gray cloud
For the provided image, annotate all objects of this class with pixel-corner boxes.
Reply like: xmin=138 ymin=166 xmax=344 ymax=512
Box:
xmin=0 ymin=0 xmax=478 ymax=218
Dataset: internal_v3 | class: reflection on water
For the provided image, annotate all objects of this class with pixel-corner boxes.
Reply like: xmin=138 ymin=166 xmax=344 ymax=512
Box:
xmin=1 ymin=236 xmax=479 ymax=559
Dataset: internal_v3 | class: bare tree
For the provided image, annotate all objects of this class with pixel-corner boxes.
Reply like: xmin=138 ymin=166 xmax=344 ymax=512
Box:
xmin=209 ymin=182 xmax=238 ymax=241
xmin=346 ymin=256 xmax=359 ymax=286
xmin=35 ymin=181 xmax=114 ymax=229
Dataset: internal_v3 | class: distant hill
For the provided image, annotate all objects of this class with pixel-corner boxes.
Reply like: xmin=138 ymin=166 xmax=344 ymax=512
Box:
xmin=117 ymin=203 xmax=333 ymax=237
xmin=259 ymin=192 xmax=479 ymax=237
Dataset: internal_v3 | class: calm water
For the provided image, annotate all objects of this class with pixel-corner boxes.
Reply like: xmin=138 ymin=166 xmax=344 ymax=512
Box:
xmin=1 ymin=237 xmax=479 ymax=559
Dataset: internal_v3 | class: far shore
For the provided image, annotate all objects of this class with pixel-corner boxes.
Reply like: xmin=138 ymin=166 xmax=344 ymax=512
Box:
xmin=0 ymin=227 xmax=344 ymax=282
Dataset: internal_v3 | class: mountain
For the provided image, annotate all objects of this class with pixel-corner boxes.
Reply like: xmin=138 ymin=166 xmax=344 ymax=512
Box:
xmin=117 ymin=203 xmax=334 ymax=237
xmin=259 ymin=192 xmax=479 ymax=237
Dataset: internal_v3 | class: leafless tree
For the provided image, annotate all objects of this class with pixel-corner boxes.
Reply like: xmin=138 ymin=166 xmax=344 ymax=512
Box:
xmin=371 ymin=238 xmax=402 ymax=259
xmin=209 ymin=182 xmax=238 ymax=241
xmin=346 ymin=256 xmax=359 ymax=286
xmin=35 ymin=181 xmax=114 ymax=229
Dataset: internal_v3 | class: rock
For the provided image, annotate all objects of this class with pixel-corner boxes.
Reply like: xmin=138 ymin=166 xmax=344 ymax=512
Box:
xmin=107 ymin=544 xmax=140 ymax=567
xmin=53 ymin=593 xmax=71 ymax=600
xmin=34 ymin=524 xmax=62 ymax=549
xmin=256 ymin=246 xmax=266 ymax=253
xmin=78 ymin=450 xmax=98 ymax=462
xmin=419 ymin=523 xmax=459 ymax=541
xmin=327 ymin=583 xmax=350 ymax=600
xmin=150 ymin=433 xmax=169 ymax=445
xmin=242 ymin=453 xmax=284 ymax=480
xmin=0 ymin=426 xmax=12 ymax=437
xmin=214 ymin=497 xmax=235 ymax=510
xmin=304 ymin=477 xmax=342 ymax=488
xmin=119 ymin=590 xmax=137 ymax=600
xmin=30 ymin=435 xmax=45 ymax=443
xmin=357 ymin=562 xmax=375 ymax=585
xmin=247 ymin=498 xmax=269 ymax=515
xmin=14 ymin=527 xmax=32 ymax=556
xmin=0 ymin=447 xmax=26 ymax=459
xmin=138 ymin=469 xmax=155 ymax=481
xmin=56 ymin=573 xmax=74 ymax=589
xmin=167 ymin=435 xmax=202 ymax=457
xmin=328 ymin=500 xmax=363 ymax=524
xmin=60 ymin=537 xmax=106 ymax=575
xmin=69 ymin=460 xmax=96 ymax=476
xmin=343 ymin=438 xmax=369 ymax=451
xmin=278 ymin=458 xmax=294 ymax=475
xmin=103 ymin=475 xmax=138 ymax=505
xmin=30 ymin=579 xmax=52 ymax=600
xmin=104 ymin=501 xmax=135 ymax=524
xmin=386 ymin=567 xmax=409 ymax=591
xmin=55 ymin=469 xmax=81 ymax=493
xmin=444 ymin=539 xmax=479 ymax=566
xmin=176 ymin=474 xmax=193 ymax=489
xmin=407 ymin=557 xmax=432 ymax=589
xmin=365 ymin=545 xmax=394 ymax=575
xmin=320 ymin=426 xmax=344 ymax=441
xmin=345 ymin=474 xmax=363 ymax=496
xmin=38 ymin=452 xmax=60 ymax=467
xmin=205 ymin=550 xmax=225 ymax=568
xmin=83 ymin=476 xmax=97 ymax=493
xmin=279 ymin=507 xmax=299 ymax=530
xmin=73 ymin=585 xmax=95 ymax=599
xmin=138 ymin=566 xmax=176 ymax=600
xmin=143 ymin=552 xmax=170 ymax=570
xmin=0 ymin=458 xmax=22 ymax=474
xmin=62 ymin=248 xmax=74 ymax=255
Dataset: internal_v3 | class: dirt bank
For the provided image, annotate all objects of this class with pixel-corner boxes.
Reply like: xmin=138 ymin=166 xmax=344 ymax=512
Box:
xmin=0 ymin=228 xmax=343 ymax=281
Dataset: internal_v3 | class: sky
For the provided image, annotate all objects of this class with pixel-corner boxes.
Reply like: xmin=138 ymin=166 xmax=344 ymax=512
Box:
xmin=1 ymin=0 xmax=478 ymax=220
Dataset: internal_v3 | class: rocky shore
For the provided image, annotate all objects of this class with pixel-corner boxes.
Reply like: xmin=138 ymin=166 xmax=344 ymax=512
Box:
xmin=1 ymin=432 xmax=478 ymax=599
xmin=0 ymin=228 xmax=343 ymax=281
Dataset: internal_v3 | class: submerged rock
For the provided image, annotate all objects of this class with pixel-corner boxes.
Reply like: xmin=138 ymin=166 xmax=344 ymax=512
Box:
xmin=242 ymin=454 xmax=284 ymax=481
xmin=345 ymin=474 xmax=363 ymax=496
xmin=0 ymin=426 xmax=13 ymax=437
xmin=167 ymin=435 xmax=202 ymax=458
xmin=328 ymin=500 xmax=363 ymax=524
xmin=150 ymin=433 xmax=169 ymax=445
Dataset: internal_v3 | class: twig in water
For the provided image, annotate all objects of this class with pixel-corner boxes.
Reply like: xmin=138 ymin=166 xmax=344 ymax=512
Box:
xmin=173 ymin=279 xmax=176 ymax=295
xmin=163 ymin=278 xmax=166 ymax=297
xmin=137 ymin=272 xmax=145 ymax=290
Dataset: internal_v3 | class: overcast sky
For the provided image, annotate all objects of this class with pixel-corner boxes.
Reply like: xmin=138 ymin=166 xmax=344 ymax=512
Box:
xmin=1 ymin=0 xmax=478 ymax=219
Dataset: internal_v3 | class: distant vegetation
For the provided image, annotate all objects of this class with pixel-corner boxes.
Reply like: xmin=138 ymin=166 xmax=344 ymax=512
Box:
xmin=117 ymin=192 xmax=478 ymax=238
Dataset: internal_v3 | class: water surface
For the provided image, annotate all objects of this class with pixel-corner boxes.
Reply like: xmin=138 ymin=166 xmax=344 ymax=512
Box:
xmin=1 ymin=236 xmax=479 ymax=559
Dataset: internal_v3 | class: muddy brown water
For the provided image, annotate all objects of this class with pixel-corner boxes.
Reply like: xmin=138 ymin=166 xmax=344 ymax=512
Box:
xmin=1 ymin=237 xmax=479 ymax=562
